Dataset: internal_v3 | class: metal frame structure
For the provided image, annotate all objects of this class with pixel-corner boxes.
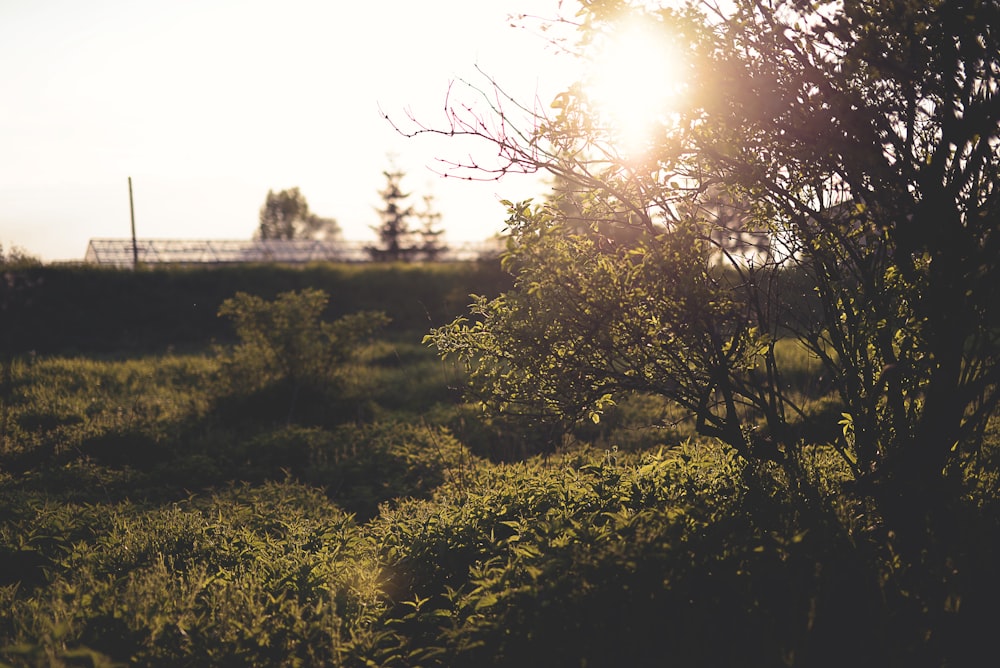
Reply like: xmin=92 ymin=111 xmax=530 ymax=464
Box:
xmin=83 ymin=238 xmax=502 ymax=267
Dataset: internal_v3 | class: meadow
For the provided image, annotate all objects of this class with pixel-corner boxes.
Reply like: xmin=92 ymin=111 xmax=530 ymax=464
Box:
xmin=0 ymin=263 xmax=997 ymax=667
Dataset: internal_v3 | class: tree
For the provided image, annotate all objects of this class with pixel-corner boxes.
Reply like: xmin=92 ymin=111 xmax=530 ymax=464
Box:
xmin=418 ymin=0 xmax=999 ymax=509
xmin=368 ymin=165 xmax=450 ymax=262
xmin=256 ymin=187 xmax=340 ymax=241
xmin=416 ymin=194 xmax=448 ymax=261
xmin=0 ymin=244 xmax=41 ymax=269
xmin=368 ymin=167 xmax=417 ymax=261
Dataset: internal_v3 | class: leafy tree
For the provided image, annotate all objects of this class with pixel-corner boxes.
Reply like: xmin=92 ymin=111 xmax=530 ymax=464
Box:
xmin=368 ymin=167 xmax=418 ymax=261
xmin=255 ymin=187 xmax=339 ymax=241
xmin=0 ymin=244 xmax=41 ymax=269
xmin=419 ymin=0 xmax=999 ymax=511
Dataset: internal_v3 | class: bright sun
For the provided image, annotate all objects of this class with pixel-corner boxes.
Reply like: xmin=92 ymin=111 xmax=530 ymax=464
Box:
xmin=584 ymin=18 xmax=688 ymax=156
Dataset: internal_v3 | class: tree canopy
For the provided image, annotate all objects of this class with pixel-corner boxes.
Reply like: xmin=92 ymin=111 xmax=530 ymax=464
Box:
xmin=256 ymin=187 xmax=340 ymax=241
xmin=419 ymin=0 xmax=999 ymax=508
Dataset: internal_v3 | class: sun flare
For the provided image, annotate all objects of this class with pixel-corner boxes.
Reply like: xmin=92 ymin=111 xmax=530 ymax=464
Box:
xmin=584 ymin=18 xmax=688 ymax=155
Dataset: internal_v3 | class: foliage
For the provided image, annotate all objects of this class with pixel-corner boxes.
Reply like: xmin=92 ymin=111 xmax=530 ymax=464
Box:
xmin=418 ymin=0 xmax=1000 ymax=511
xmin=684 ymin=0 xmax=1000 ymax=501
xmin=429 ymin=202 xmax=770 ymax=456
xmin=0 ymin=331 xmax=998 ymax=665
xmin=0 ymin=245 xmax=41 ymax=270
xmin=236 ymin=423 xmax=476 ymax=520
xmin=0 ymin=481 xmax=382 ymax=667
xmin=216 ymin=288 xmax=388 ymax=420
xmin=255 ymin=187 xmax=339 ymax=241
xmin=365 ymin=443 xmax=919 ymax=667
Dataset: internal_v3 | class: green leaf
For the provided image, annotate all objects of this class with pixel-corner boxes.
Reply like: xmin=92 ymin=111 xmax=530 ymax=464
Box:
xmin=474 ymin=593 xmax=499 ymax=610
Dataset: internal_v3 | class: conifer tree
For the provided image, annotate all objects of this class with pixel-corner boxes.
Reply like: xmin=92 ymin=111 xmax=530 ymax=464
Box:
xmin=416 ymin=194 xmax=447 ymax=261
xmin=369 ymin=167 xmax=417 ymax=261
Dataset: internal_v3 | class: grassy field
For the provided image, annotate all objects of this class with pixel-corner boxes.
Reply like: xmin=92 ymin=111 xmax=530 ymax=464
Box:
xmin=0 ymin=274 xmax=997 ymax=666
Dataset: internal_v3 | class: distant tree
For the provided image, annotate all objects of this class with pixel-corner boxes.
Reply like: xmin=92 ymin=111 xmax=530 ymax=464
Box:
xmin=0 ymin=244 xmax=41 ymax=269
xmin=368 ymin=167 xmax=417 ymax=261
xmin=255 ymin=188 xmax=339 ymax=241
xmin=416 ymin=194 xmax=448 ymax=261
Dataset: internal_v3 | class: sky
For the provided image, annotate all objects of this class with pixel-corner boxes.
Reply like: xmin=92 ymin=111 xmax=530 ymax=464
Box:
xmin=0 ymin=0 xmax=580 ymax=262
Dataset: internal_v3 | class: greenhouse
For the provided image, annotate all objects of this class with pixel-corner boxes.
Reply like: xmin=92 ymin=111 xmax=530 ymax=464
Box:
xmin=84 ymin=238 xmax=504 ymax=267
xmin=83 ymin=238 xmax=373 ymax=267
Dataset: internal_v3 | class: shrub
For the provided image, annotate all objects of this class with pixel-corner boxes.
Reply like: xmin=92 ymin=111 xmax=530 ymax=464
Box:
xmin=365 ymin=444 xmax=906 ymax=667
xmin=216 ymin=289 xmax=388 ymax=423
xmin=0 ymin=481 xmax=383 ymax=667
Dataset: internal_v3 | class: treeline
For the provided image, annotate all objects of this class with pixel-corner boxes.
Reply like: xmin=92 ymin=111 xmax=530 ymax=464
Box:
xmin=1 ymin=261 xmax=511 ymax=355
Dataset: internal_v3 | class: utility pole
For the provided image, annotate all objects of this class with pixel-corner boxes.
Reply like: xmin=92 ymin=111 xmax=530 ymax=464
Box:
xmin=128 ymin=176 xmax=138 ymax=270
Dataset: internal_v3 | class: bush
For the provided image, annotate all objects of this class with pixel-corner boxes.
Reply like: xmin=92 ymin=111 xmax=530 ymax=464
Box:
xmin=364 ymin=444 xmax=910 ymax=667
xmin=216 ymin=289 xmax=388 ymax=423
